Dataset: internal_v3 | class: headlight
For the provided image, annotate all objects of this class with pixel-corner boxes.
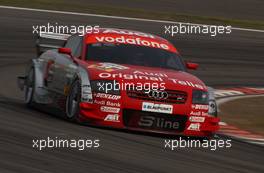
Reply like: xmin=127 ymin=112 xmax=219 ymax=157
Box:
xmin=192 ymin=90 xmax=209 ymax=104
xmin=90 ymin=80 xmax=120 ymax=95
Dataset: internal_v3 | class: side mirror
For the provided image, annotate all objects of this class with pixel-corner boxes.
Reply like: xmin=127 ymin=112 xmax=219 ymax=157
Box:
xmin=186 ymin=62 xmax=199 ymax=70
xmin=58 ymin=47 xmax=78 ymax=64
xmin=58 ymin=47 xmax=72 ymax=55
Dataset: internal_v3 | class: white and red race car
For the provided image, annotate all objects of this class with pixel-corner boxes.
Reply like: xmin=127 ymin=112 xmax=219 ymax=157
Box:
xmin=18 ymin=28 xmax=219 ymax=137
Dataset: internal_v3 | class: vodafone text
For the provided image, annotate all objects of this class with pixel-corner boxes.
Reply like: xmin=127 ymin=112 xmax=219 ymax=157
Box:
xmin=95 ymin=36 xmax=169 ymax=50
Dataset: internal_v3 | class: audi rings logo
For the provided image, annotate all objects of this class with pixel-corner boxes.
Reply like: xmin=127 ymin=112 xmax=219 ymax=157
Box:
xmin=147 ymin=90 xmax=169 ymax=100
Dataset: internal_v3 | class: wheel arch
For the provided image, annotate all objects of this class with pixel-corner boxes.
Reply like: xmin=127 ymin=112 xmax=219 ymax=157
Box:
xmin=26 ymin=58 xmax=49 ymax=104
xmin=72 ymin=66 xmax=93 ymax=103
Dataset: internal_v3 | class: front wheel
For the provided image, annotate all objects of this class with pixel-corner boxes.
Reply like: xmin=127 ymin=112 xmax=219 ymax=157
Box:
xmin=65 ymin=80 xmax=82 ymax=122
xmin=208 ymin=100 xmax=218 ymax=117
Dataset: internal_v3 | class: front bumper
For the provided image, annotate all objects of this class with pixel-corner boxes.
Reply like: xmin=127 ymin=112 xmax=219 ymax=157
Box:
xmin=79 ymin=101 xmax=220 ymax=137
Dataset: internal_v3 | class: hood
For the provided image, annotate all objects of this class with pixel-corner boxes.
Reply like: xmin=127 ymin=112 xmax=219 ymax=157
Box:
xmin=84 ymin=61 xmax=207 ymax=91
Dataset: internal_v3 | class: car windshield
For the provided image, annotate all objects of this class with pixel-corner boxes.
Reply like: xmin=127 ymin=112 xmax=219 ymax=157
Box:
xmin=86 ymin=43 xmax=185 ymax=71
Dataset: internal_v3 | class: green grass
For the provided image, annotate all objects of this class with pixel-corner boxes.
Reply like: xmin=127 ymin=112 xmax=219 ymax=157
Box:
xmin=1 ymin=0 xmax=264 ymax=29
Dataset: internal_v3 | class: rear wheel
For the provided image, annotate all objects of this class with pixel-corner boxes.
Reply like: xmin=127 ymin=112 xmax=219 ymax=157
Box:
xmin=66 ymin=80 xmax=82 ymax=122
xmin=25 ymin=68 xmax=35 ymax=107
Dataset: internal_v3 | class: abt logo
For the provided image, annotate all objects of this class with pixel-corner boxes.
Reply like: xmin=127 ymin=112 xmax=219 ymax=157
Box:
xmin=138 ymin=115 xmax=180 ymax=130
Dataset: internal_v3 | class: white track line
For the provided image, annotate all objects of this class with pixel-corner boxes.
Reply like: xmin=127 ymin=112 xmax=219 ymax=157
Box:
xmin=0 ymin=5 xmax=264 ymax=33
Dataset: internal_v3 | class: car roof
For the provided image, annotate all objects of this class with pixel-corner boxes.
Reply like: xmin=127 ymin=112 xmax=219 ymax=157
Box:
xmin=85 ymin=28 xmax=169 ymax=43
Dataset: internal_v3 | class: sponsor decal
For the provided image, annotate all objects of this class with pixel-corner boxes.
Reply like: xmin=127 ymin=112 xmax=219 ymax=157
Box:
xmin=202 ymin=112 xmax=209 ymax=116
xmin=102 ymin=29 xmax=155 ymax=38
xmin=99 ymin=72 xmax=164 ymax=82
xmin=93 ymin=93 xmax=121 ymax=100
xmin=100 ymin=106 xmax=120 ymax=113
xmin=88 ymin=62 xmax=128 ymax=72
xmin=192 ymin=104 xmax=209 ymax=110
xmin=104 ymin=114 xmax=120 ymax=122
xmin=106 ymin=101 xmax=120 ymax=107
xmin=94 ymin=100 xmax=105 ymax=105
xmin=189 ymin=116 xmax=205 ymax=123
xmin=168 ymin=78 xmax=205 ymax=90
xmin=142 ymin=102 xmax=173 ymax=114
xmin=187 ymin=123 xmax=201 ymax=131
xmin=94 ymin=100 xmax=120 ymax=107
xmin=98 ymin=72 xmax=205 ymax=89
xmin=190 ymin=111 xmax=201 ymax=116
xmin=138 ymin=115 xmax=180 ymax=130
xmin=95 ymin=36 xmax=169 ymax=50
xmin=190 ymin=111 xmax=208 ymax=116
xmin=133 ymin=70 xmax=168 ymax=77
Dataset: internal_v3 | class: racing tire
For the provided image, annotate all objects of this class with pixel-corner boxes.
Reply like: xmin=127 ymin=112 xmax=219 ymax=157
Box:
xmin=25 ymin=67 xmax=35 ymax=107
xmin=209 ymin=100 xmax=218 ymax=117
xmin=65 ymin=79 xmax=82 ymax=123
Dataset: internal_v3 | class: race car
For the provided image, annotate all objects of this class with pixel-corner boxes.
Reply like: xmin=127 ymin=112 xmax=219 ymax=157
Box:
xmin=17 ymin=28 xmax=219 ymax=137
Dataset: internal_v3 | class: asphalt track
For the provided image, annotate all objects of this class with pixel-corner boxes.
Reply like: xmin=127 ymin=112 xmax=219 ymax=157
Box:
xmin=0 ymin=7 xmax=264 ymax=173
xmin=69 ymin=0 xmax=264 ymax=21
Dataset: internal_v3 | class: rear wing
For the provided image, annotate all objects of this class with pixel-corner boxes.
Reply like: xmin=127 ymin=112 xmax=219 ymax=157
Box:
xmin=35 ymin=32 xmax=71 ymax=56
